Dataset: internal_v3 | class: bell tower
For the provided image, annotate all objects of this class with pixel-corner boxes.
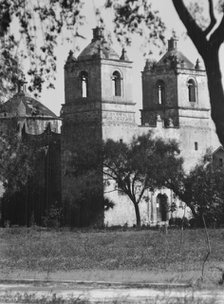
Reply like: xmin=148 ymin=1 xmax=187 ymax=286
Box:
xmin=141 ymin=37 xmax=210 ymax=128
xmin=61 ymin=27 xmax=136 ymax=226
xmin=141 ymin=37 xmax=215 ymax=169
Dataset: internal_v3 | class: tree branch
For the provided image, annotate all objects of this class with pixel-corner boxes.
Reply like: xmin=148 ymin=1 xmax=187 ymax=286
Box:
xmin=103 ymin=166 xmax=118 ymax=180
xmin=103 ymin=162 xmax=137 ymax=202
xmin=136 ymin=178 xmax=147 ymax=205
xmin=131 ymin=173 xmax=139 ymax=197
xmin=172 ymin=0 xmax=208 ymax=57
xmin=125 ymin=176 xmax=133 ymax=198
xmin=204 ymin=0 xmax=216 ymax=36
xmin=210 ymin=14 xmax=224 ymax=47
xmin=104 ymin=188 xmax=117 ymax=194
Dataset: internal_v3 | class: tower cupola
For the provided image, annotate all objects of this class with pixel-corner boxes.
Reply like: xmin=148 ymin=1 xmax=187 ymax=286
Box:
xmin=77 ymin=26 xmax=119 ymax=60
xmin=92 ymin=27 xmax=104 ymax=42
xmin=168 ymin=36 xmax=178 ymax=51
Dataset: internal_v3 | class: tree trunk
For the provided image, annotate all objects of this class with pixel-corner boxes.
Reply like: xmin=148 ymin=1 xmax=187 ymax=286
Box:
xmin=134 ymin=203 xmax=141 ymax=227
xmin=204 ymin=48 xmax=224 ymax=147
xmin=171 ymin=0 xmax=224 ymax=147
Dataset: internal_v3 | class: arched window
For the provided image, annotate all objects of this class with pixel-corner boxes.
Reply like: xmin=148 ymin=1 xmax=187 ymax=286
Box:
xmin=156 ymin=80 xmax=165 ymax=105
xmin=112 ymin=71 xmax=121 ymax=96
xmin=80 ymin=71 xmax=88 ymax=98
xmin=188 ymin=79 xmax=196 ymax=102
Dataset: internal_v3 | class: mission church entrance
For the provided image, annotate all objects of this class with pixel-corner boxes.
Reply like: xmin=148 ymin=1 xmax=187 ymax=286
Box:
xmin=156 ymin=194 xmax=168 ymax=222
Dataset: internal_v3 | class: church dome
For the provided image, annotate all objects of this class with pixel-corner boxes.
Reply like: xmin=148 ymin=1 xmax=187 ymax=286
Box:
xmin=155 ymin=37 xmax=195 ymax=70
xmin=0 ymin=83 xmax=61 ymax=135
xmin=0 ymin=90 xmax=57 ymax=118
xmin=78 ymin=27 xmax=120 ymax=60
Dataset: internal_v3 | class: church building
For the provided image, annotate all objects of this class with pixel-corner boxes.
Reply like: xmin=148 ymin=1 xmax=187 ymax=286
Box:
xmin=0 ymin=27 xmax=221 ymax=227
xmin=61 ymin=27 xmax=220 ymax=227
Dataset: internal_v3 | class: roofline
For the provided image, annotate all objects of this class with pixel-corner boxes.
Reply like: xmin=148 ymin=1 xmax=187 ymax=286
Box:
xmin=0 ymin=116 xmax=61 ymax=120
xmin=212 ymin=146 xmax=224 ymax=154
xmin=142 ymin=68 xmax=206 ymax=75
xmin=65 ymin=57 xmax=132 ymax=66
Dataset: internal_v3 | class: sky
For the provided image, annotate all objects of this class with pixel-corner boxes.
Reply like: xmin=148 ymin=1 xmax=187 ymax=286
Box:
xmin=38 ymin=0 xmax=215 ymax=122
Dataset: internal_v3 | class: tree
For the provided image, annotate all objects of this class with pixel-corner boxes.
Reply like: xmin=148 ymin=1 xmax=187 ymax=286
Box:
xmin=0 ymin=131 xmax=38 ymax=225
xmin=0 ymin=131 xmax=35 ymax=193
xmin=166 ymin=152 xmax=224 ymax=227
xmin=103 ymin=132 xmax=183 ymax=227
xmin=0 ymin=130 xmax=62 ymax=227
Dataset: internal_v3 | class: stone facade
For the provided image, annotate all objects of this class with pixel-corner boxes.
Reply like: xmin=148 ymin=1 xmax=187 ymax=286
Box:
xmin=60 ymin=30 xmax=220 ymax=227
xmin=61 ymin=27 xmax=137 ymax=226
xmin=141 ymin=37 xmax=220 ymax=172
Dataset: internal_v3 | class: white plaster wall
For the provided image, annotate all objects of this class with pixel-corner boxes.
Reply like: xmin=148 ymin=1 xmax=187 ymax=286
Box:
xmin=104 ymin=185 xmax=192 ymax=227
xmin=177 ymin=72 xmax=209 ymax=109
xmin=103 ymin=115 xmax=219 ymax=227
xmin=104 ymin=190 xmax=150 ymax=227
xmin=104 ymin=181 xmax=151 ymax=227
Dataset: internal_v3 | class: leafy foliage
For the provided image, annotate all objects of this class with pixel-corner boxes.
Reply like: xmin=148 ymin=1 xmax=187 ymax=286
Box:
xmin=103 ymin=132 xmax=183 ymax=226
xmin=185 ymin=154 xmax=224 ymax=227
xmin=105 ymin=0 xmax=165 ymax=50
xmin=0 ymin=131 xmax=36 ymax=194
xmin=0 ymin=0 xmax=166 ymax=96
xmin=167 ymin=151 xmax=224 ymax=227
xmin=0 ymin=131 xmax=63 ymax=227
xmin=0 ymin=0 xmax=85 ymax=95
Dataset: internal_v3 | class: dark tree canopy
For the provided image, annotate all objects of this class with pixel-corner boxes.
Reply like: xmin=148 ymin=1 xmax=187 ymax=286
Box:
xmin=166 ymin=151 xmax=224 ymax=227
xmin=0 ymin=131 xmax=35 ymax=193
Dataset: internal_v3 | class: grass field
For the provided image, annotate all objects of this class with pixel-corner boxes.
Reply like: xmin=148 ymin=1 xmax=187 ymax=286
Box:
xmin=0 ymin=227 xmax=224 ymax=286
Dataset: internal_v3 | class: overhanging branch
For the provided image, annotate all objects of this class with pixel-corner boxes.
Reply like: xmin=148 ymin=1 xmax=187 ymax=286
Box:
xmin=172 ymin=0 xmax=208 ymax=57
xmin=204 ymin=0 xmax=216 ymax=36
xmin=210 ymin=14 xmax=224 ymax=47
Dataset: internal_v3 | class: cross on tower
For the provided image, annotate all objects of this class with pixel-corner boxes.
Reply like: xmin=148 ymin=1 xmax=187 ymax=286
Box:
xmin=17 ymin=78 xmax=27 ymax=93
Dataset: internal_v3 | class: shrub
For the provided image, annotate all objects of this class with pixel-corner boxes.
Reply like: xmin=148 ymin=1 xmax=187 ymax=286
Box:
xmin=169 ymin=217 xmax=189 ymax=228
xmin=41 ymin=202 xmax=62 ymax=228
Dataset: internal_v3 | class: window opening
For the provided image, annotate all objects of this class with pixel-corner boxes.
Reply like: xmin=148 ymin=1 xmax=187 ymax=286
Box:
xmin=188 ymin=79 xmax=196 ymax=102
xmin=112 ymin=71 xmax=121 ymax=96
xmin=157 ymin=81 xmax=165 ymax=105
xmin=80 ymin=72 xmax=88 ymax=98
xmin=194 ymin=142 xmax=198 ymax=151
xmin=219 ymin=158 xmax=223 ymax=167
xmin=156 ymin=194 xmax=168 ymax=222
